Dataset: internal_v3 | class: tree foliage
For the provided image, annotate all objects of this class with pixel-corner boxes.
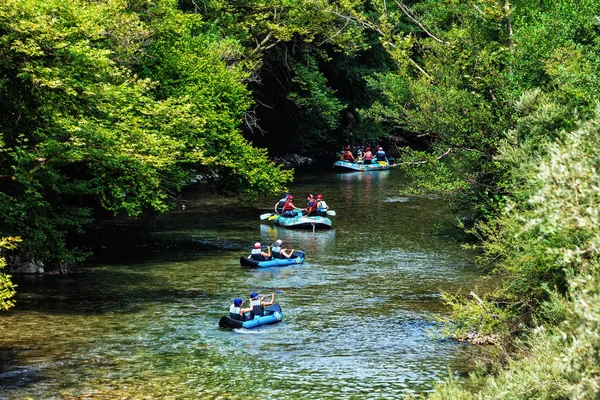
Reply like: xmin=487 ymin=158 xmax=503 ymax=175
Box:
xmin=0 ymin=237 xmax=19 ymax=311
xmin=0 ymin=0 xmax=292 ymax=268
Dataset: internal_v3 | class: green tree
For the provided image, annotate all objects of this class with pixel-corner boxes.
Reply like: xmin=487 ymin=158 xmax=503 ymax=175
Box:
xmin=0 ymin=0 xmax=290 ymax=269
xmin=0 ymin=237 xmax=19 ymax=311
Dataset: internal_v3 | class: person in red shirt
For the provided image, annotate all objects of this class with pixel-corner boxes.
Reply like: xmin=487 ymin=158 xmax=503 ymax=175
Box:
xmin=282 ymin=195 xmax=299 ymax=217
xmin=304 ymin=194 xmax=318 ymax=216
xmin=343 ymin=146 xmax=356 ymax=162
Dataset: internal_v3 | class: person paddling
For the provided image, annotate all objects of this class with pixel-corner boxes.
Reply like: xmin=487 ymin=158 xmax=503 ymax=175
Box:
xmin=274 ymin=193 xmax=289 ymax=215
xmin=304 ymin=194 xmax=318 ymax=216
xmin=315 ymin=194 xmax=329 ymax=216
xmin=343 ymin=146 xmax=356 ymax=162
xmin=229 ymin=298 xmax=252 ymax=321
xmin=376 ymin=146 xmax=388 ymax=162
xmin=249 ymin=292 xmax=275 ymax=318
xmin=249 ymin=242 xmax=271 ymax=261
xmin=282 ymin=195 xmax=300 ymax=217
xmin=271 ymin=239 xmax=295 ymax=259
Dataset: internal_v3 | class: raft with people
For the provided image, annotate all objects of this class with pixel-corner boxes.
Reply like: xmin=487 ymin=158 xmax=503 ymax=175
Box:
xmin=335 ymin=145 xmax=395 ymax=172
xmin=219 ymin=304 xmax=284 ymax=329
xmin=265 ymin=194 xmax=334 ymax=229
xmin=333 ymin=160 xmax=391 ymax=172
xmin=270 ymin=213 xmax=332 ymax=229
xmin=240 ymin=250 xmax=305 ymax=268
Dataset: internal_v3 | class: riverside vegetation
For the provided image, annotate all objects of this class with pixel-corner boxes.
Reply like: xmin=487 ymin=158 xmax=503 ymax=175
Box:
xmin=1 ymin=0 xmax=600 ymax=398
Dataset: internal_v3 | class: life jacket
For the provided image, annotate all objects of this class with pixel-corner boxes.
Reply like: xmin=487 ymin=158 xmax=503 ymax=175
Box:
xmin=250 ymin=248 xmax=265 ymax=261
xmin=251 ymin=298 xmax=263 ymax=317
xmin=229 ymin=305 xmax=242 ymax=320
xmin=344 ymin=150 xmax=354 ymax=161
xmin=316 ymin=200 xmax=328 ymax=216
xmin=276 ymin=198 xmax=287 ymax=214
xmin=317 ymin=200 xmax=328 ymax=210
xmin=364 ymin=151 xmax=373 ymax=160
xmin=306 ymin=199 xmax=318 ymax=215
xmin=283 ymin=198 xmax=294 ymax=212
xmin=376 ymin=150 xmax=386 ymax=161
xmin=271 ymin=243 xmax=282 ymax=258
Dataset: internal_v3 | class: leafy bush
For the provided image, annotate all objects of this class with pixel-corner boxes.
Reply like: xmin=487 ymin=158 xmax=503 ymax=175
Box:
xmin=0 ymin=237 xmax=19 ymax=311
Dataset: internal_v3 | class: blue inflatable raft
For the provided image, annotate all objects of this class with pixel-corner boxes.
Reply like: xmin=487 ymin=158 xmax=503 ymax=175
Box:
xmin=333 ymin=160 xmax=392 ymax=172
xmin=273 ymin=214 xmax=332 ymax=229
xmin=219 ymin=304 xmax=283 ymax=329
xmin=240 ymin=251 xmax=305 ymax=268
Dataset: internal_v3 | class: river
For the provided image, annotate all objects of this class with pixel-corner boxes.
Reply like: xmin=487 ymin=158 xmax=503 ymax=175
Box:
xmin=0 ymin=169 xmax=485 ymax=399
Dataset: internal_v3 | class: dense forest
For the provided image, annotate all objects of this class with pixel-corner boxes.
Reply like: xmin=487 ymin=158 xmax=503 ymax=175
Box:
xmin=1 ymin=0 xmax=600 ymax=397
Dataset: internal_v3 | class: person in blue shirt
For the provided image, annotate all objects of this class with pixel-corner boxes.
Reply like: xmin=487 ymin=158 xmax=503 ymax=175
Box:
xmin=375 ymin=146 xmax=387 ymax=162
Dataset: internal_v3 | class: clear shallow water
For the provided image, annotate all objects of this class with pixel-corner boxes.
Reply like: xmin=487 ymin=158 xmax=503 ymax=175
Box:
xmin=0 ymin=169 xmax=484 ymax=399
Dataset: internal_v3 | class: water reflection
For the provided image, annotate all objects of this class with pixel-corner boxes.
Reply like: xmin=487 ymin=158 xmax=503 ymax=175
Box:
xmin=259 ymin=223 xmax=335 ymax=255
xmin=335 ymin=169 xmax=390 ymax=182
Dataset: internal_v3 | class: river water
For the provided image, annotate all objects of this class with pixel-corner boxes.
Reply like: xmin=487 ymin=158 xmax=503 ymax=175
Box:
xmin=0 ymin=169 xmax=484 ymax=399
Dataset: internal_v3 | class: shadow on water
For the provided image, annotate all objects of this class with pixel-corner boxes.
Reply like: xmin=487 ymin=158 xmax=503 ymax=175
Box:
xmin=10 ymin=272 xmax=211 ymax=316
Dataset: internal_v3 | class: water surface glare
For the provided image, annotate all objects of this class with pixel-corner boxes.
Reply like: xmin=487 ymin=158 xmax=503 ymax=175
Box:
xmin=0 ymin=169 xmax=484 ymax=398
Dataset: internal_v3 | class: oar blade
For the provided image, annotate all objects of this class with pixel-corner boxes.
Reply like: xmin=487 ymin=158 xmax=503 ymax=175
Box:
xmin=326 ymin=210 xmax=336 ymax=216
xmin=260 ymin=213 xmax=274 ymax=220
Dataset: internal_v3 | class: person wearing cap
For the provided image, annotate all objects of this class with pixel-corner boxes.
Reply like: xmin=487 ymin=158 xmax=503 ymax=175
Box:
xmin=249 ymin=242 xmax=271 ymax=261
xmin=282 ymin=195 xmax=300 ymax=217
xmin=363 ymin=147 xmax=373 ymax=164
xmin=249 ymin=292 xmax=275 ymax=318
xmin=271 ymin=239 xmax=295 ymax=259
xmin=229 ymin=298 xmax=252 ymax=321
xmin=376 ymin=146 xmax=388 ymax=162
xmin=274 ymin=193 xmax=290 ymax=215
xmin=315 ymin=194 xmax=329 ymax=216
xmin=304 ymin=194 xmax=318 ymax=216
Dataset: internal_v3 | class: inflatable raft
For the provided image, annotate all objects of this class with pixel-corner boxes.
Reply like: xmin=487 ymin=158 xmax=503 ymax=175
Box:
xmin=240 ymin=251 xmax=305 ymax=268
xmin=333 ymin=160 xmax=391 ymax=172
xmin=272 ymin=214 xmax=332 ymax=229
xmin=219 ymin=304 xmax=283 ymax=329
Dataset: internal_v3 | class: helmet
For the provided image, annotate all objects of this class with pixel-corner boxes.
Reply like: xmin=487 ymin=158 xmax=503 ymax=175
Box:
xmin=378 ymin=147 xmax=383 ymax=150
xmin=233 ymin=298 xmax=243 ymax=307
xmin=250 ymin=292 xmax=259 ymax=299
xmin=316 ymin=194 xmax=323 ymax=200
xmin=288 ymin=195 xmax=294 ymax=200
xmin=284 ymin=193 xmax=290 ymax=198
xmin=366 ymin=147 xmax=370 ymax=151
xmin=307 ymin=194 xmax=313 ymax=198
xmin=254 ymin=242 xmax=261 ymax=249
xmin=361 ymin=146 xmax=365 ymax=149
xmin=276 ymin=239 xmax=283 ymax=245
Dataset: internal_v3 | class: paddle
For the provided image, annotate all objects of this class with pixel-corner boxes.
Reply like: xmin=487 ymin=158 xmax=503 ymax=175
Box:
xmin=326 ymin=210 xmax=336 ymax=216
xmin=260 ymin=212 xmax=274 ymax=220
xmin=259 ymin=290 xmax=286 ymax=295
xmin=268 ymin=214 xmax=279 ymax=221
